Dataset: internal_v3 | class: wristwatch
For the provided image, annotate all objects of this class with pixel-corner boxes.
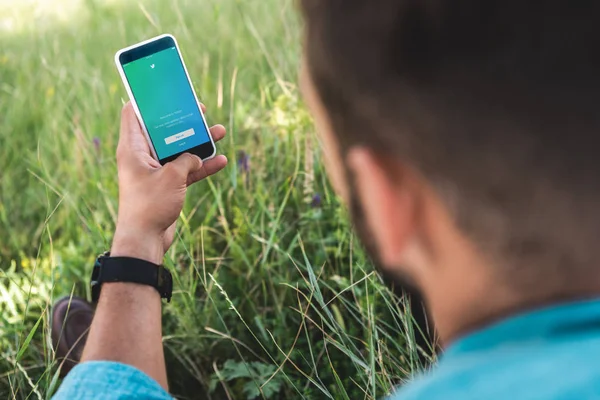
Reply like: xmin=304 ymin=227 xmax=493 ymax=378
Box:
xmin=91 ymin=252 xmax=173 ymax=302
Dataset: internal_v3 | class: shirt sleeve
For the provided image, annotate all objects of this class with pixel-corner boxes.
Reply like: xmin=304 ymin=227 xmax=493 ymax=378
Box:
xmin=52 ymin=361 xmax=173 ymax=400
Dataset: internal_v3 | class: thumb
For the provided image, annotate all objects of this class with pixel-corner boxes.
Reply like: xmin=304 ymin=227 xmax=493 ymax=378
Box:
xmin=168 ymin=153 xmax=203 ymax=178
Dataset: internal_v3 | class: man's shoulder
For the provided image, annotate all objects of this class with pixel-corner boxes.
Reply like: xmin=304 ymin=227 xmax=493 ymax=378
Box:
xmin=389 ymin=337 xmax=600 ymax=400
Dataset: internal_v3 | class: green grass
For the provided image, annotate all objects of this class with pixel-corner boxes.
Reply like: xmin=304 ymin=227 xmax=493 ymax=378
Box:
xmin=0 ymin=0 xmax=432 ymax=398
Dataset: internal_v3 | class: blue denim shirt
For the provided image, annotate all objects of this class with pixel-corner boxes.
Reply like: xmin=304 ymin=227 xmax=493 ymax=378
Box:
xmin=391 ymin=298 xmax=600 ymax=400
xmin=54 ymin=299 xmax=600 ymax=399
xmin=53 ymin=361 xmax=172 ymax=400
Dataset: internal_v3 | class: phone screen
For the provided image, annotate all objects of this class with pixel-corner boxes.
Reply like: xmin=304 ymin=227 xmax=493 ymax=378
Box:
xmin=120 ymin=41 xmax=213 ymax=161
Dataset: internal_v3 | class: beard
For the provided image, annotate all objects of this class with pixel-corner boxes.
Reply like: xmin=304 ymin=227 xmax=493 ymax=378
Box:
xmin=346 ymin=170 xmax=436 ymax=354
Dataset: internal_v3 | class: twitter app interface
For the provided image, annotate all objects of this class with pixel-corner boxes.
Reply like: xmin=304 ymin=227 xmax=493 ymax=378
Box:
xmin=123 ymin=47 xmax=210 ymax=159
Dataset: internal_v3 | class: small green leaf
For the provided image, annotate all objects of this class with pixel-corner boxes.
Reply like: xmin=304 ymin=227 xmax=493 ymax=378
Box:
xmin=16 ymin=313 xmax=43 ymax=361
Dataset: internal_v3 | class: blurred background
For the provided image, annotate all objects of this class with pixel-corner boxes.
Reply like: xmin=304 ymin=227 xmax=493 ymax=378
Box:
xmin=0 ymin=0 xmax=428 ymax=398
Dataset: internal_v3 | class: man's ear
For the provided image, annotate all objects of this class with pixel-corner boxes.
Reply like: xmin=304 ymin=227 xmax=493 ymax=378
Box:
xmin=347 ymin=147 xmax=416 ymax=268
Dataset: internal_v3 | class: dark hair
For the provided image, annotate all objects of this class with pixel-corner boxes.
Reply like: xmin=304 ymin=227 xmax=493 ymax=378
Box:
xmin=301 ymin=0 xmax=600 ymax=295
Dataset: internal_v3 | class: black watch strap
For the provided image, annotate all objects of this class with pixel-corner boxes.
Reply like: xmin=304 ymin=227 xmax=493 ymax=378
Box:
xmin=91 ymin=255 xmax=173 ymax=303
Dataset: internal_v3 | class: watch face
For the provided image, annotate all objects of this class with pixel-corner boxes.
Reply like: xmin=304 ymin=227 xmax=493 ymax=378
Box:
xmin=91 ymin=254 xmax=173 ymax=302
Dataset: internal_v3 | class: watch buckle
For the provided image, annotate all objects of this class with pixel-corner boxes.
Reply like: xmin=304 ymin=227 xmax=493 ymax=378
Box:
xmin=158 ymin=266 xmax=173 ymax=303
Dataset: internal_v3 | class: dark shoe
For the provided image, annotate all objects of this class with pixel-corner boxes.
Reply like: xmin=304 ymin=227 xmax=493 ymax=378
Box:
xmin=51 ymin=296 xmax=94 ymax=377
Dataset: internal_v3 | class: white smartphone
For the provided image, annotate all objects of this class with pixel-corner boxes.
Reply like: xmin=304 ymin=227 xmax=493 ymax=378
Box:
xmin=114 ymin=34 xmax=216 ymax=164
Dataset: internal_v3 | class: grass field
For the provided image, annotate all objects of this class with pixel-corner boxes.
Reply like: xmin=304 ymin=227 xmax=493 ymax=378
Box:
xmin=0 ymin=0 xmax=431 ymax=398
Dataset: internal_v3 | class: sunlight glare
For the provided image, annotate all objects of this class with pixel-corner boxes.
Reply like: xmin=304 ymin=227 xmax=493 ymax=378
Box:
xmin=0 ymin=0 xmax=125 ymax=35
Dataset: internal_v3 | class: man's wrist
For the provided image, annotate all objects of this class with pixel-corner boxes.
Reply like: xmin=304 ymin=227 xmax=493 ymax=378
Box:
xmin=111 ymin=227 xmax=164 ymax=265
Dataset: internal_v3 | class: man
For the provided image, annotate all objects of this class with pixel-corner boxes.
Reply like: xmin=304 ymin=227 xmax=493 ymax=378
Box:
xmin=54 ymin=0 xmax=600 ymax=398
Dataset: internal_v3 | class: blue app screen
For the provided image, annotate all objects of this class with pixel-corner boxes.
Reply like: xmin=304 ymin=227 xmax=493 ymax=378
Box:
xmin=122 ymin=47 xmax=210 ymax=159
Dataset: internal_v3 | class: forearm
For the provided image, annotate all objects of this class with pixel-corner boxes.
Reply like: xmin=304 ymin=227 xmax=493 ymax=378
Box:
xmin=81 ymin=233 xmax=168 ymax=389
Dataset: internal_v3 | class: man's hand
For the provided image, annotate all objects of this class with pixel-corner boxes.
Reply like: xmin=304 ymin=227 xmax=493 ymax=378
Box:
xmin=111 ymin=102 xmax=227 ymax=264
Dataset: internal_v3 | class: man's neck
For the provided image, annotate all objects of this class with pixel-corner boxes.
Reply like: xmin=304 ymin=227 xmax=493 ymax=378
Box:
xmin=428 ymin=279 xmax=600 ymax=347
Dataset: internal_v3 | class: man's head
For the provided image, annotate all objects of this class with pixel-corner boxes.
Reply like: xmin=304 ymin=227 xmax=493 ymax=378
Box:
xmin=300 ymin=0 xmax=600 ymax=342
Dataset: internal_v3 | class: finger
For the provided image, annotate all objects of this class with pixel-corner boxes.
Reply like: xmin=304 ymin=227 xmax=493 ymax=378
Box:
xmin=187 ymin=155 xmax=228 ymax=186
xmin=200 ymin=103 xmax=207 ymax=113
xmin=117 ymin=102 xmax=151 ymax=156
xmin=169 ymin=153 xmax=203 ymax=179
xmin=209 ymin=124 xmax=226 ymax=142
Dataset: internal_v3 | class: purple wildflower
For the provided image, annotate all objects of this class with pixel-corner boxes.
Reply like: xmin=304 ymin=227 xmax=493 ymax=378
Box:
xmin=237 ymin=150 xmax=250 ymax=173
xmin=93 ymin=137 xmax=101 ymax=153
xmin=311 ymin=193 xmax=322 ymax=208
